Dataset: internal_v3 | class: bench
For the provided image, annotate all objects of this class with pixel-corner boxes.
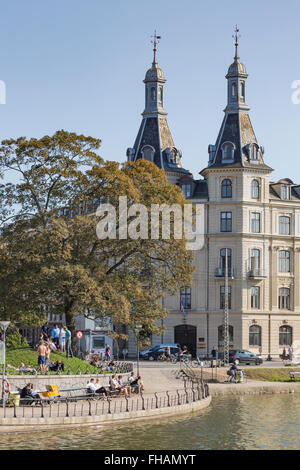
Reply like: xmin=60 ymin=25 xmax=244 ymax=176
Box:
xmin=289 ymin=371 xmax=300 ymax=381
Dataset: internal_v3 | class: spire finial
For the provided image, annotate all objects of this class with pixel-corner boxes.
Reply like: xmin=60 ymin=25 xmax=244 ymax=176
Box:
xmin=232 ymin=25 xmax=241 ymax=61
xmin=151 ymin=30 xmax=161 ymax=66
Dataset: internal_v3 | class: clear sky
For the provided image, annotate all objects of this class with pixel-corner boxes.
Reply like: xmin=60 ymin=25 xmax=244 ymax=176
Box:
xmin=0 ymin=0 xmax=300 ymax=182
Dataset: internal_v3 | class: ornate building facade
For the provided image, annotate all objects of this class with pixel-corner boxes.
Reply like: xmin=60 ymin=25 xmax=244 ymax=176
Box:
xmin=126 ymin=33 xmax=300 ymax=359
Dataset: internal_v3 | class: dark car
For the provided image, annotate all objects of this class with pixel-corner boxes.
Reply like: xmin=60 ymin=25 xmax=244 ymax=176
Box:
xmin=229 ymin=349 xmax=263 ymax=365
xmin=141 ymin=344 xmax=180 ymax=360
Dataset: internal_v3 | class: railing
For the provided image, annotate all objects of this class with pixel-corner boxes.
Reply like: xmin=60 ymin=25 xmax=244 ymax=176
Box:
xmin=215 ymin=267 xmax=234 ymax=278
xmin=248 ymin=268 xmax=266 ymax=279
xmin=0 ymin=384 xmax=209 ymax=420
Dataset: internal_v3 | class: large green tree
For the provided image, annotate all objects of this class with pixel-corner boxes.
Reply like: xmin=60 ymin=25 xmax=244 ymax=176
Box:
xmin=0 ymin=130 xmax=194 ymax=341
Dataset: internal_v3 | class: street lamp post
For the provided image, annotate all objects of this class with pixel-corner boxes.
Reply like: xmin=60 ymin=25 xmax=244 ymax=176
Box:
xmin=0 ymin=321 xmax=10 ymax=408
xmin=134 ymin=324 xmax=142 ymax=376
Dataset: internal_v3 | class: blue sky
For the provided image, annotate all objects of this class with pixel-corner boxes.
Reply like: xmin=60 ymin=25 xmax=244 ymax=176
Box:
xmin=0 ymin=0 xmax=300 ymax=182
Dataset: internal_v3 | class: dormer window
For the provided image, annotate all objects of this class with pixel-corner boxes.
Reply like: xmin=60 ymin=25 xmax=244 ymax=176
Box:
xmin=141 ymin=145 xmax=155 ymax=162
xmin=181 ymin=184 xmax=191 ymax=197
xmin=221 ymin=142 xmax=235 ymax=162
xmin=281 ymin=185 xmax=290 ymax=200
xmin=250 ymin=144 xmax=259 ymax=161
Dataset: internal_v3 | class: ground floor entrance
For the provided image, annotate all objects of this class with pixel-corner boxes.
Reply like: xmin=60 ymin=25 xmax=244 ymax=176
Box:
xmin=174 ymin=324 xmax=197 ymax=357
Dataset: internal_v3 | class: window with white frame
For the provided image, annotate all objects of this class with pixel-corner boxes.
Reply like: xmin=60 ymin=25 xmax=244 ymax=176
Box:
xmin=279 ymin=216 xmax=291 ymax=235
xmin=278 ymin=250 xmax=290 ymax=273
xmin=251 ymin=286 xmax=260 ymax=309
xmin=281 ymin=185 xmax=290 ymax=200
xmin=249 ymin=325 xmax=261 ymax=346
xmin=251 ymin=179 xmax=259 ymax=199
xmin=251 ymin=212 xmax=261 ymax=233
xmin=220 ymin=212 xmax=232 ymax=232
xmin=221 ymin=142 xmax=235 ymax=162
xmin=278 ymin=288 xmax=290 ymax=310
xmin=221 ymin=179 xmax=232 ymax=198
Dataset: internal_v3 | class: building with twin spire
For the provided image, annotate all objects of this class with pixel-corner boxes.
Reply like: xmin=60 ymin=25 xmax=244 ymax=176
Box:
xmin=126 ymin=30 xmax=300 ymax=359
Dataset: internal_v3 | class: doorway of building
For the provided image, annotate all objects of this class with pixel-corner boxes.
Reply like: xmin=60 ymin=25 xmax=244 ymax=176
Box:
xmin=174 ymin=324 xmax=197 ymax=357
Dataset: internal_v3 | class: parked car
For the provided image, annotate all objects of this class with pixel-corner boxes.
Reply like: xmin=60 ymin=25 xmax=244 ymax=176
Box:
xmin=140 ymin=343 xmax=181 ymax=360
xmin=229 ymin=349 xmax=263 ymax=365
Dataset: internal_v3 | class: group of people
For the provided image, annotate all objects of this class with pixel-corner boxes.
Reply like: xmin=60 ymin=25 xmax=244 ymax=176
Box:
xmin=226 ymin=363 xmax=244 ymax=383
xmin=41 ymin=322 xmax=73 ymax=358
xmin=281 ymin=345 xmax=294 ymax=362
xmin=37 ymin=339 xmax=65 ymax=373
xmin=20 ymin=383 xmax=41 ymax=404
xmin=87 ymin=372 xmax=144 ymax=399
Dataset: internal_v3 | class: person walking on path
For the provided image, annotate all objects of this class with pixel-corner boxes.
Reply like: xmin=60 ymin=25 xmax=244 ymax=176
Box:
xmin=37 ymin=340 xmax=47 ymax=374
xmin=211 ymin=346 xmax=218 ymax=360
xmin=105 ymin=344 xmax=111 ymax=361
xmin=64 ymin=326 xmax=73 ymax=358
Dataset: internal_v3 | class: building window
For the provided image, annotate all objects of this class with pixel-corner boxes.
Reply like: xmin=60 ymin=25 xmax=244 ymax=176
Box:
xmin=250 ymin=249 xmax=261 ymax=270
xmin=281 ymin=185 xmax=290 ymax=200
xmin=279 ymin=216 xmax=291 ymax=235
xmin=219 ymin=248 xmax=232 ymax=276
xmin=231 ymin=82 xmax=236 ymax=97
xmin=181 ymin=184 xmax=191 ymax=197
xmin=180 ymin=287 xmax=191 ymax=310
xmin=150 ymin=87 xmax=156 ymax=101
xmin=221 ymin=179 xmax=232 ymax=198
xmin=218 ymin=325 xmax=234 ymax=348
xmin=141 ymin=145 xmax=155 ymax=162
xmin=251 ymin=179 xmax=259 ymax=199
xmin=250 ymin=144 xmax=259 ymax=161
xmin=249 ymin=325 xmax=261 ymax=346
xmin=278 ymin=288 xmax=290 ymax=310
xmin=220 ymin=212 xmax=232 ymax=232
xmin=220 ymin=286 xmax=232 ymax=309
xmin=241 ymin=82 xmax=245 ymax=100
xmin=221 ymin=142 xmax=235 ymax=162
xmin=278 ymin=250 xmax=290 ymax=273
xmin=279 ymin=325 xmax=293 ymax=346
xmin=251 ymin=212 xmax=261 ymax=233
xmin=251 ymin=287 xmax=260 ymax=309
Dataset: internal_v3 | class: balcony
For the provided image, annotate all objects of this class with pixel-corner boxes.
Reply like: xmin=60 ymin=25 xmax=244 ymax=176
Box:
xmin=248 ymin=268 xmax=266 ymax=279
xmin=215 ymin=267 xmax=235 ymax=279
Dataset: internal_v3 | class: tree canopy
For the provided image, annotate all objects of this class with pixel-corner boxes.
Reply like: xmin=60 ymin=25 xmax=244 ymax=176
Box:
xmin=0 ymin=130 xmax=194 ymax=341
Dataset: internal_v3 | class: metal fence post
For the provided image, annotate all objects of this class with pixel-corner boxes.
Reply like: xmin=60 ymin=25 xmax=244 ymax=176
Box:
xmin=66 ymin=398 xmax=69 ymax=417
xmin=40 ymin=401 xmax=44 ymax=418
xmin=141 ymin=392 xmax=145 ymax=410
xmin=166 ymin=391 xmax=170 ymax=407
xmin=154 ymin=392 xmax=159 ymax=408
xmin=177 ymin=389 xmax=181 ymax=405
xmin=125 ymin=395 xmax=129 ymax=412
xmin=88 ymin=399 xmax=92 ymax=416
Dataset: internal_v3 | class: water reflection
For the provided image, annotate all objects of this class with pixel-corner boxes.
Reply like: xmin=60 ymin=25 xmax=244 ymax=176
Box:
xmin=1 ymin=395 xmax=300 ymax=450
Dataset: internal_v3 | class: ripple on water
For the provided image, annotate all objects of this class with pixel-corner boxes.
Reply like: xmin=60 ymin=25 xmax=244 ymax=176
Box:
xmin=1 ymin=394 xmax=300 ymax=450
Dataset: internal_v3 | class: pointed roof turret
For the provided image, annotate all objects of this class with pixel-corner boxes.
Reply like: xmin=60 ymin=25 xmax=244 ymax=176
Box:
xmin=127 ymin=33 xmax=192 ymax=179
xmin=202 ymin=27 xmax=272 ymax=173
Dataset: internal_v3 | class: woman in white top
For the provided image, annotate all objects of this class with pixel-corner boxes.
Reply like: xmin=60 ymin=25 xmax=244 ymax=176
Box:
xmin=59 ymin=327 xmax=66 ymax=352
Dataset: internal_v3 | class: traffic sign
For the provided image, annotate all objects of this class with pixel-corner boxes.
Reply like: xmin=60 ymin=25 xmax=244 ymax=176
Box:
xmin=76 ymin=331 xmax=83 ymax=339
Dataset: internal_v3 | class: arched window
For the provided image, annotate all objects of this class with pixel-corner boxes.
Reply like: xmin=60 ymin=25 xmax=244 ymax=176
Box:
xmin=249 ymin=325 xmax=261 ymax=346
xmin=251 ymin=179 xmax=259 ymax=199
xmin=150 ymin=87 xmax=156 ymax=101
xmin=231 ymin=82 xmax=237 ymax=97
xmin=279 ymin=325 xmax=293 ymax=346
xmin=141 ymin=145 xmax=155 ymax=162
xmin=218 ymin=325 xmax=234 ymax=348
xmin=219 ymin=248 xmax=232 ymax=276
xmin=221 ymin=142 xmax=235 ymax=162
xmin=250 ymin=144 xmax=259 ymax=161
xmin=221 ymin=179 xmax=232 ymax=198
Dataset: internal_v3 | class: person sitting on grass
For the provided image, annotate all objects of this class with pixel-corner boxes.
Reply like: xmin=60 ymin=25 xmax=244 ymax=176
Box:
xmin=48 ymin=360 xmax=64 ymax=372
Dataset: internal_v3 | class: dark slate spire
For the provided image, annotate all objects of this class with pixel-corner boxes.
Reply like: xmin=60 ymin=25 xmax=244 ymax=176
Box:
xmin=204 ymin=27 xmax=271 ymax=171
xmin=127 ymin=33 xmax=191 ymax=177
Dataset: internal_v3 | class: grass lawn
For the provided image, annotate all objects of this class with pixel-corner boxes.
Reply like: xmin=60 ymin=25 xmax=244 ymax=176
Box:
xmin=245 ymin=367 xmax=300 ymax=382
xmin=4 ymin=346 xmax=96 ymax=375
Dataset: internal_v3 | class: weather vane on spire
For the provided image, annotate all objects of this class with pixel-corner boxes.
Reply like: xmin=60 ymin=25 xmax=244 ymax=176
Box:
xmin=151 ymin=30 xmax=161 ymax=66
xmin=232 ymin=25 xmax=241 ymax=60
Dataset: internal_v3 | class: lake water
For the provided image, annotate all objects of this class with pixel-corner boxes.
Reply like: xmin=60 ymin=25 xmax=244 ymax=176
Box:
xmin=1 ymin=394 xmax=300 ymax=450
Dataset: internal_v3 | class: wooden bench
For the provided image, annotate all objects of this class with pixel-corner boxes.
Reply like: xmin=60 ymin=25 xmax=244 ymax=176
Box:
xmin=289 ymin=371 xmax=300 ymax=381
